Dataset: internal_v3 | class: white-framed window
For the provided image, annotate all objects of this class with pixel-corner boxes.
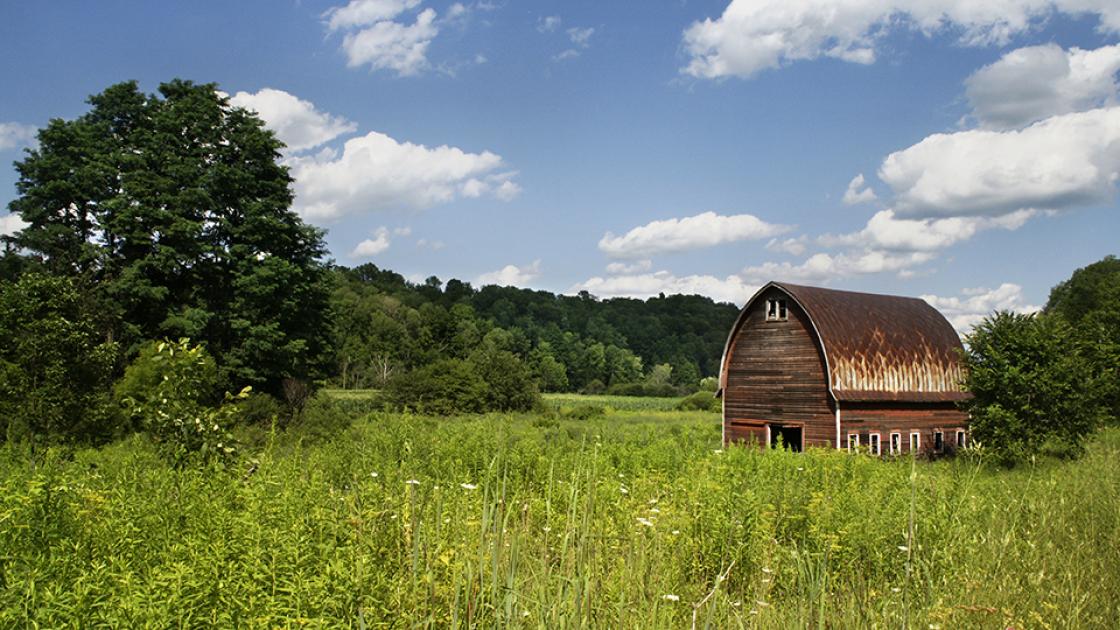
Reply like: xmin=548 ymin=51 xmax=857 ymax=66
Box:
xmin=889 ymin=432 xmax=901 ymax=455
xmin=869 ymin=433 xmax=881 ymax=456
xmin=766 ymin=298 xmax=788 ymax=321
xmin=909 ymin=431 xmax=921 ymax=453
xmin=956 ymin=429 xmax=967 ymax=449
xmin=847 ymin=432 xmax=859 ymax=453
xmin=933 ymin=430 xmax=944 ymax=453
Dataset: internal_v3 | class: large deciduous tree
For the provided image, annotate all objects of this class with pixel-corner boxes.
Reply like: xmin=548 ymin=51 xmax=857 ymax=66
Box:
xmin=4 ymin=79 xmax=331 ymax=394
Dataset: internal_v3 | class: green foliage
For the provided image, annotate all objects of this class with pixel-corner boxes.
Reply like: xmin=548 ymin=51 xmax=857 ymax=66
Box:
xmin=287 ymin=393 xmax=353 ymax=444
xmin=676 ymin=390 xmax=721 ymax=412
xmin=0 ymin=274 xmax=119 ymax=444
xmin=468 ymin=340 xmax=540 ymax=412
xmin=1045 ymin=254 xmax=1120 ymax=420
xmin=384 ymin=359 xmax=488 ymax=416
xmin=115 ymin=339 xmax=219 ymax=426
xmin=234 ymin=391 xmax=286 ymax=426
xmin=5 ymin=79 xmax=331 ymax=395
xmin=118 ymin=339 xmax=244 ymax=466
xmin=561 ymin=402 xmax=606 ymax=420
xmin=698 ymin=375 xmax=719 ymax=392
xmin=2 ymin=408 xmax=1119 ymax=627
xmin=327 ymin=263 xmax=739 ymax=394
xmin=962 ymin=311 xmax=1106 ymax=464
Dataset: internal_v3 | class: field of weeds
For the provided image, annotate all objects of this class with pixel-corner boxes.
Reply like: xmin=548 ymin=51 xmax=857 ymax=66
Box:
xmin=1 ymin=404 xmax=1117 ymax=628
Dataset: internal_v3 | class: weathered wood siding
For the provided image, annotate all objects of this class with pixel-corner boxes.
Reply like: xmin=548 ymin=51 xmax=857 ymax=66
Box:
xmin=840 ymin=403 xmax=969 ymax=454
xmin=723 ymin=287 xmax=836 ymax=448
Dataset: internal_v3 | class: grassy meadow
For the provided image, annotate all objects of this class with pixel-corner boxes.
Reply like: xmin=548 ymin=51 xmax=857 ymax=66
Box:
xmin=2 ymin=398 xmax=1118 ymax=628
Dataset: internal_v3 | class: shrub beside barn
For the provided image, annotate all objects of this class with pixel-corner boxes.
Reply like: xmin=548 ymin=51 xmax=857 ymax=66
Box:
xmin=719 ymin=282 xmax=970 ymax=455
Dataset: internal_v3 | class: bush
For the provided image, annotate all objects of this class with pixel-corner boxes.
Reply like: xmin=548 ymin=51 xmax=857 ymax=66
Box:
xmin=963 ymin=311 xmax=1107 ymax=464
xmin=468 ymin=347 xmax=540 ymax=412
xmin=117 ymin=339 xmax=245 ymax=466
xmin=676 ymin=391 xmax=720 ymax=412
xmin=288 ymin=393 xmax=352 ymax=444
xmin=384 ymin=359 xmax=488 ymax=416
xmin=582 ymin=379 xmax=606 ymax=395
xmin=698 ymin=376 xmax=719 ymax=392
xmin=562 ymin=403 xmax=606 ymax=420
xmin=236 ymin=392 xmax=287 ymax=426
xmin=116 ymin=339 xmax=220 ymax=428
xmin=0 ymin=273 xmax=119 ymax=445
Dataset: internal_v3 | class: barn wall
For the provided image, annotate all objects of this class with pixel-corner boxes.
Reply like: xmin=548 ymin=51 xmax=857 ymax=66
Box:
xmin=723 ymin=287 xmax=836 ymax=448
xmin=841 ymin=403 xmax=969 ymax=455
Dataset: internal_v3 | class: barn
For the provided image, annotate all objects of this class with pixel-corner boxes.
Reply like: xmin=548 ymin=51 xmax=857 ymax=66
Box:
xmin=718 ymin=281 xmax=970 ymax=455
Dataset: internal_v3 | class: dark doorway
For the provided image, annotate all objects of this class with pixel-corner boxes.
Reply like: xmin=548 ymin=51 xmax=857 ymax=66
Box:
xmin=769 ymin=425 xmax=803 ymax=452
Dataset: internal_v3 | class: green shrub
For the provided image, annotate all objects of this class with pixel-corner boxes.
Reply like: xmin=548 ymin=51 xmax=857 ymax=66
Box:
xmin=288 ymin=393 xmax=352 ymax=444
xmin=963 ymin=311 xmax=1107 ymax=464
xmin=676 ymin=390 xmax=720 ymax=412
xmin=116 ymin=339 xmax=220 ymax=427
xmin=118 ymin=339 xmax=244 ymax=466
xmin=384 ymin=359 xmax=488 ymax=415
xmin=468 ymin=347 xmax=540 ymax=412
xmin=698 ymin=376 xmax=719 ymax=392
xmin=0 ymin=273 xmax=120 ymax=445
xmin=235 ymin=392 xmax=287 ymax=426
xmin=562 ymin=403 xmax=606 ymax=420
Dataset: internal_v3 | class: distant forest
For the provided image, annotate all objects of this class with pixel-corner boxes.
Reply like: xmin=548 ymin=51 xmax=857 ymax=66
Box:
xmin=330 ymin=263 xmax=741 ymax=393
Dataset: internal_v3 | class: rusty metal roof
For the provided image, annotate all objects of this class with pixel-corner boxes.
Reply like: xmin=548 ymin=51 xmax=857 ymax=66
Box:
xmin=724 ymin=281 xmax=970 ymax=403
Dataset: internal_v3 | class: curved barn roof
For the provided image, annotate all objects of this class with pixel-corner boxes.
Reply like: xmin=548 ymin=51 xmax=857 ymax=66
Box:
xmin=722 ymin=281 xmax=969 ymax=402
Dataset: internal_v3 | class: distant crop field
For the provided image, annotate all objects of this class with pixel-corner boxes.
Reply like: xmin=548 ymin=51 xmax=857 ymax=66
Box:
xmin=2 ymin=402 xmax=1117 ymax=627
xmin=543 ymin=392 xmax=686 ymax=411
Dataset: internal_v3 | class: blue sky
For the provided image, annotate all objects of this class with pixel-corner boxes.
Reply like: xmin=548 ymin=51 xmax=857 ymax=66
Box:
xmin=2 ymin=1 xmax=1119 ymax=331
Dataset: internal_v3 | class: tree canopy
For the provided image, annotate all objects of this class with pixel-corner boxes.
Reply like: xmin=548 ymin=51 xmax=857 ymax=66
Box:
xmin=5 ymin=80 xmax=331 ymax=394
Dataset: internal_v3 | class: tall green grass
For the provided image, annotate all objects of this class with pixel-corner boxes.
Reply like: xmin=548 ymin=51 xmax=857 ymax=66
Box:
xmin=1 ymin=408 xmax=1117 ymax=627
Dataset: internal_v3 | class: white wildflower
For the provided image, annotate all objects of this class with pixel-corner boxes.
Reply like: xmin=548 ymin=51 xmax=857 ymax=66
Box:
xmin=891 ymin=587 xmax=901 ymax=593
xmin=637 ymin=517 xmax=654 ymax=528
xmin=761 ymin=567 xmax=772 ymax=573
xmin=460 ymin=483 xmax=478 ymax=490
xmin=370 ymin=472 xmax=378 ymax=478
xmin=405 ymin=479 xmax=420 ymax=485
xmin=898 ymin=545 xmax=909 ymax=552
xmin=662 ymin=594 xmax=679 ymax=602
xmin=620 ymin=485 xmax=629 ymax=495
xmin=671 ymin=530 xmax=680 ymax=535
xmin=649 ymin=507 xmax=660 ymax=514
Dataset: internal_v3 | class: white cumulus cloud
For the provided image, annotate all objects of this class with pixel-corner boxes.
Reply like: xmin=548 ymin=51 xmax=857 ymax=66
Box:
xmin=0 ymin=122 xmax=37 ymax=152
xmin=742 ymin=250 xmax=936 ymax=284
xmin=572 ymin=270 xmax=757 ymax=304
xmin=287 ymin=130 xmax=518 ymax=222
xmin=879 ymin=106 xmax=1120 ymax=220
xmin=606 ymin=259 xmax=653 ymax=275
xmin=228 ymin=88 xmax=357 ymax=153
xmin=350 ymin=227 xmax=392 ymax=258
xmin=340 ymin=7 xmax=438 ymax=76
xmin=324 ymin=0 xmax=421 ymax=31
xmin=599 ymin=211 xmax=792 ymax=259
xmin=766 ymin=236 xmax=809 ymax=256
xmin=477 ymin=260 xmax=541 ymax=287
xmin=681 ymin=0 xmax=1120 ymax=80
xmin=819 ymin=208 xmax=1036 ymax=252
xmin=921 ymin=283 xmax=1041 ymax=334
xmin=965 ymin=43 xmax=1120 ymax=130
xmin=1 ymin=213 xmax=28 ymax=237
xmin=842 ymin=173 xmax=877 ymax=205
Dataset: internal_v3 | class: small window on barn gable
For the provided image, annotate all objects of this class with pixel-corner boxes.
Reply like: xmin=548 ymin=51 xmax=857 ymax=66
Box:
xmin=766 ymin=298 xmax=788 ymax=321
xmin=890 ymin=432 xmax=901 ymax=455
xmin=955 ymin=430 xmax=966 ymax=449
xmin=933 ymin=430 xmax=944 ymax=453
xmin=869 ymin=433 xmax=881 ymax=456
xmin=909 ymin=431 xmax=920 ymax=453
xmin=847 ymin=433 xmax=859 ymax=453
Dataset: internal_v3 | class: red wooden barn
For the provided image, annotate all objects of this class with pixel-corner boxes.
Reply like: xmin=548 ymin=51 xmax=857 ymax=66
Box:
xmin=718 ymin=281 xmax=970 ymax=455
